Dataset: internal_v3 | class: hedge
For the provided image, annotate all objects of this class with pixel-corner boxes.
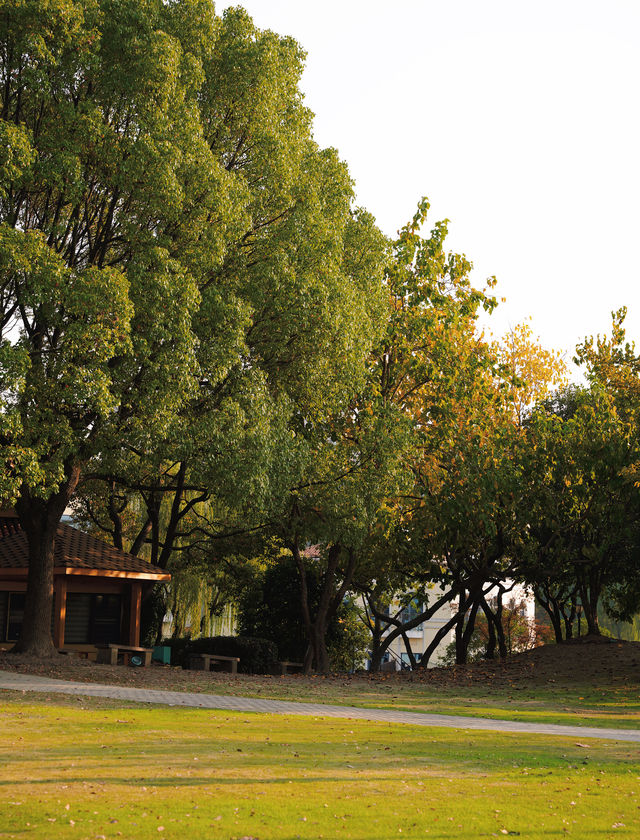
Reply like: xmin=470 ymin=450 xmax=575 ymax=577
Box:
xmin=161 ymin=636 xmax=279 ymax=674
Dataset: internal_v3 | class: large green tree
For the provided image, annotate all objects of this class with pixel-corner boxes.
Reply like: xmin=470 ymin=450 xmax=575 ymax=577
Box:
xmin=281 ymin=200 xmax=500 ymax=673
xmin=0 ymin=0 xmax=387 ymax=654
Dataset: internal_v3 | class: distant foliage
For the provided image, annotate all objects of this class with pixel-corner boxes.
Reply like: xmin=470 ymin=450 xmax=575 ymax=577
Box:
xmin=440 ymin=604 xmax=553 ymax=665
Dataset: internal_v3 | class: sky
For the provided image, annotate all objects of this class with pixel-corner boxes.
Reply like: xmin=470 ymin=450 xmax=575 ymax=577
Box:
xmin=219 ymin=1 xmax=640 ymax=375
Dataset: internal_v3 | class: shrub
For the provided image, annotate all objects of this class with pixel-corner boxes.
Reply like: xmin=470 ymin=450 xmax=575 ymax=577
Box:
xmin=326 ymin=597 xmax=371 ymax=673
xmin=162 ymin=635 xmax=278 ymax=674
xmin=237 ymin=551 xmax=321 ymax=662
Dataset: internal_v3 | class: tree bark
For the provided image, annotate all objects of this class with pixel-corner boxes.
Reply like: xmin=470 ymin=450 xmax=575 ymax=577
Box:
xmin=455 ymin=596 xmax=480 ymax=665
xmin=366 ymin=589 xmax=457 ymax=669
xmin=13 ymin=464 xmax=81 ymax=656
xmin=480 ymin=598 xmax=497 ymax=659
xmin=580 ymin=569 xmax=602 ymax=635
xmin=534 ymin=585 xmax=567 ymax=643
xmin=415 ymin=587 xmax=477 ymax=669
xmin=293 ymin=541 xmax=357 ymax=674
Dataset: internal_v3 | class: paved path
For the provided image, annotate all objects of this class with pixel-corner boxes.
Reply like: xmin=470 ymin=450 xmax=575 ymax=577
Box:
xmin=1 ymin=670 xmax=639 ymax=743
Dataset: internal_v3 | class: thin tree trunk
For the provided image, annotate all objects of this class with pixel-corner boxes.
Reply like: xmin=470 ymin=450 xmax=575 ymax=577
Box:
xmin=456 ymin=596 xmax=480 ymax=665
xmin=399 ymin=628 xmax=416 ymax=669
xmin=494 ymin=590 xmax=508 ymax=658
xmin=416 ymin=588 xmax=477 ymax=669
xmin=369 ymin=589 xmax=457 ymax=668
xmin=534 ymin=586 xmax=564 ymax=643
xmin=480 ymin=598 xmax=497 ymax=660
xmin=562 ymin=599 xmax=577 ymax=640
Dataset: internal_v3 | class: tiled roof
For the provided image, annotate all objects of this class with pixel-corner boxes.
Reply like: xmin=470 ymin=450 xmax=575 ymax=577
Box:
xmin=0 ymin=518 xmax=169 ymax=579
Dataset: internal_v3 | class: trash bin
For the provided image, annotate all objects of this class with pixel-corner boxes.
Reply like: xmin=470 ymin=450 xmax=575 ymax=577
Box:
xmin=152 ymin=645 xmax=171 ymax=665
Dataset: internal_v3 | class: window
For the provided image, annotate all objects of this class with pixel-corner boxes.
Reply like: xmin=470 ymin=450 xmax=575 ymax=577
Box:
xmin=0 ymin=592 xmax=26 ymax=642
xmin=398 ymin=599 xmax=421 ymax=625
xmin=65 ymin=593 xmax=122 ymax=644
xmin=400 ymin=651 xmax=422 ymax=666
xmin=7 ymin=593 xmax=24 ymax=641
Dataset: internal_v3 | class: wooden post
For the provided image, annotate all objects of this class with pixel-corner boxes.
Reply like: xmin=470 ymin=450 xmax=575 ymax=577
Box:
xmin=128 ymin=581 xmax=141 ymax=647
xmin=53 ymin=577 xmax=67 ymax=648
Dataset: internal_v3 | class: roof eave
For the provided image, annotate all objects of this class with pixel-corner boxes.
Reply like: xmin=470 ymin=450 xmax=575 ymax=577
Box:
xmin=0 ymin=567 xmax=170 ymax=581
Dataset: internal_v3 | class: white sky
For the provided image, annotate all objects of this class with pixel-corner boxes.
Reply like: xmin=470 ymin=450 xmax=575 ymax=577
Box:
xmin=219 ymin=1 xmax=640 ymax=375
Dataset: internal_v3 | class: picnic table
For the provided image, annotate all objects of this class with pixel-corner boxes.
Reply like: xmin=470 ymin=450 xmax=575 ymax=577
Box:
xmin=188 ymin=652 xmax=240 ymax=674
xmin=96 ymin=643 xmax=153 ymax=666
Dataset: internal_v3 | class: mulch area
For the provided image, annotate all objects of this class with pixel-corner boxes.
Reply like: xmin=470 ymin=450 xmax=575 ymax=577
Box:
xmin=1 ymin=635 xmax=638 ymax=694
xmin=407 ymin=635 xmax=640 ymax=689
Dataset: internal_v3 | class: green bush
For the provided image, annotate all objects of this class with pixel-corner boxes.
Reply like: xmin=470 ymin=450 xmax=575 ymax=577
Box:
xmin=326 ymin=597 xmax=371 ymax=673
xmin=163 ymin=636 xmax=279 ymax=674
xmin=237 ymin=551 xmax=319 ymax=661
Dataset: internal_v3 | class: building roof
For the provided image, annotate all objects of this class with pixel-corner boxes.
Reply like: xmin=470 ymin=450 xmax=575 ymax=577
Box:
xmin=0 ymin=518 xmax=170 ymax=580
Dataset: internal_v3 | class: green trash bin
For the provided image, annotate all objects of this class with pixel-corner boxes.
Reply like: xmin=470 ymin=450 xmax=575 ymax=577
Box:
xmin=152 ymin=645 xmax=171 ymax=665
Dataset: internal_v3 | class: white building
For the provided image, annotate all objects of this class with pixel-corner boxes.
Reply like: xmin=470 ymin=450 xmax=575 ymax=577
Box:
xmin=381 ymin=581 xmax=535 ymax=670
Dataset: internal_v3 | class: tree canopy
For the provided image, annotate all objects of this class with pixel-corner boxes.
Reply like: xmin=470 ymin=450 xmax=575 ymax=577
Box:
xmin=0 ymin=0 xmax=388 ymax=654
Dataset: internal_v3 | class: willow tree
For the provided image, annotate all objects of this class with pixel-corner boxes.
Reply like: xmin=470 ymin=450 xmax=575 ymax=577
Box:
xmin=0 ymin=0 xmax=387 ymax=654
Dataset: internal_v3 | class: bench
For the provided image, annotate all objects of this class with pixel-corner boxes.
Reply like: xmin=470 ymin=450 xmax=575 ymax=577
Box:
xmin=188 ymin=653 xmax=240 ymax=674
xmin=278 ymin=660 xmax=304 ymax=675
xmin=59 ymin=645 xmax=99 ymax=662
xmin=96 ymin=643 xmax=153 ymax=667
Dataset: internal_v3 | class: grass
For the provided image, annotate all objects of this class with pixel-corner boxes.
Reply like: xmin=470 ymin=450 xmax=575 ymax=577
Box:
xmin=131 ymin=671 xmax=640 ymax=731
xmin=0 ymin=692 xmax=639 ymax=839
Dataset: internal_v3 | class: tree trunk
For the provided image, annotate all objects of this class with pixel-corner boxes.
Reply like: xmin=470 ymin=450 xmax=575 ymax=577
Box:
xmin=494 ymin=590 xmax=508 ymax=658
xmin=480 ymin=598 xmax=497 ymax=660
xmin=366 ymin=599 xmax=384 ymax=672
xmin=562 ymin=599 xmax=576 ymax=640
xmin=534 ymin=586 xmax=564 ymax=643
xmin=13 ymin=466 xmax=80 ymax=656
xmin=581 ymin=570 xmax=602 ymax=635
xmin=369 ymin=589 xmax=457 ymax=669
xmin=399 ymin=628 xmax=416 ymax=669
xmin=456 ymin=597 xmax=480 ymax=665
xmin=416 ymin=588 xmax=476 ymax=669
xmin=295 ymin=544 xmax=357 ymax=674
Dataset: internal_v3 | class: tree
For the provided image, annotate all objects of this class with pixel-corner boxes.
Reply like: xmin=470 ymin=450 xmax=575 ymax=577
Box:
xmin=0 ymin=0 xmax=388 ymax=654
xmin=518 ymin=385 xmax=640 ymax=637
xmin=0 ymin=0 xmax=222 ymax=654
xmin=498 ymin=322 xmax=567 ymax=426
xmin=385 ymin=318 xmax=568 ymax=667
xmin=349 ymin=200 xmax=505 ymax=670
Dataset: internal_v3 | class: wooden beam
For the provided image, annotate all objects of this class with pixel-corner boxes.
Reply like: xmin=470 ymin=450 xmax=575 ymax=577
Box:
xmin=53 ymin=577 xmax=67 ymax=648
xmin=128 ymin=581 xmax=142 ymax=647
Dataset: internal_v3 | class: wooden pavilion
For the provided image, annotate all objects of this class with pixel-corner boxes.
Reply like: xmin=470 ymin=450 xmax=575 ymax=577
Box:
xmin=0 ymin=513 xmax=170 ymax=653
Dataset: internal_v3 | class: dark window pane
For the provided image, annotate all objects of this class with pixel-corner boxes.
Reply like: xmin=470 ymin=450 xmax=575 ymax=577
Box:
xmin=8 ymin=593 xmax=25 ymax=641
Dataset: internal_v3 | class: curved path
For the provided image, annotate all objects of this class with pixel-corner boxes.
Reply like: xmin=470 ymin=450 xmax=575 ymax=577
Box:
xmin=1 ymin=669 xmax=639 ymax=743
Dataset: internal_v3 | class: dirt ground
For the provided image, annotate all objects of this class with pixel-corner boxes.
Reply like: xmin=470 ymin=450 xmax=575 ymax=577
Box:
xmin=0 ymin=634 xmax=638 ymax=695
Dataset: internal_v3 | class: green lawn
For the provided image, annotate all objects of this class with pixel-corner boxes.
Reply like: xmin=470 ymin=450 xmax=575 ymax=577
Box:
xmin=0 ymin=692 xmax=638 ymax=839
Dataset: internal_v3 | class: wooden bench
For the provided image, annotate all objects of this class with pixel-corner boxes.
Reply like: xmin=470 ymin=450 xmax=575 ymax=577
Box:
xmin=278 ymin=660 xmax=304 ymax=675
xmin=59 ymin=645 xmax=98 ymax=662
xmin=188 ymin=653 xmax=240 ymax=674
xmin=96 ymin=643 xmax=153 ymax=666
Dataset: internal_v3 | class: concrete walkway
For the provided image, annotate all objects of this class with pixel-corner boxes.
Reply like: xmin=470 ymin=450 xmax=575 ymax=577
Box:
xmin=1 ymin=669 xmax=639 ymax=743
